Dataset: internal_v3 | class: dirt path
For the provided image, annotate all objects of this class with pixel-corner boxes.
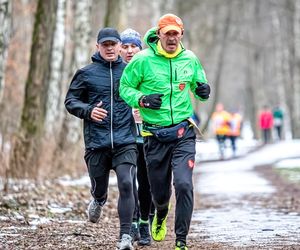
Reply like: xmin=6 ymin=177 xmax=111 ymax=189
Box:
xmin=1 ymin=147 xmax=300 ymax=249
xmin=191 ymin=170 xmax=300 ymax=249
xmin=0 ymin=177 xmax=221 ymax=250
xmin=190 ymin=148 xmax=300 ymax=249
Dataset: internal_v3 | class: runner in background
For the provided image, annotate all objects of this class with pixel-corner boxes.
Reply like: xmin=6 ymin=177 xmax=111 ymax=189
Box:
xmin=211 ymin=103 xmax=231 ymax=159
xmin=272 ymin=105 xmax=284 ymax=140
xmin=227 ymin=109 xmax=243 ymax=157
xmin=258 ymin=105 xmax=274 ymax=144
xmin=120 ymin=28 xmax=154 ymax=246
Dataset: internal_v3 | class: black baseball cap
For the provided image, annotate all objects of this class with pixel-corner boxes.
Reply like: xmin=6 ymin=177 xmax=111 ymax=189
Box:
xmin=97 ymin=27 xmax=121 ymax=43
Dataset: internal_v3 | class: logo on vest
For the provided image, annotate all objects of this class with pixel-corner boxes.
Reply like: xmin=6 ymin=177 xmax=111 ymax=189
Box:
xmin=188 ymin=159 xmax=195 ymax=169
xmin=177 ymin=127 xmax=185 ymax=138
xmin=179 ymin=83 xmax=186 ymax=91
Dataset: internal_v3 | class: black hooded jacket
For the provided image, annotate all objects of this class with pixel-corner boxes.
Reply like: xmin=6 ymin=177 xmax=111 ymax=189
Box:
xmin=65 ymin=52 xmax=136 ymax=149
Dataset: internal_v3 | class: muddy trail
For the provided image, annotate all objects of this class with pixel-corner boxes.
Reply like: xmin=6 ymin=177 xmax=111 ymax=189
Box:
xmin=1 ymin=142 xmax=300 ymax=249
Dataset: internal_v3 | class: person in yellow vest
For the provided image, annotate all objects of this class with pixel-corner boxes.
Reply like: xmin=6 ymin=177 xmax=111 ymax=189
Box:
xmin=211 ymin=103 xmax=231 ymax=159
xmin=227 ymin=109 xmax=243 ymax=157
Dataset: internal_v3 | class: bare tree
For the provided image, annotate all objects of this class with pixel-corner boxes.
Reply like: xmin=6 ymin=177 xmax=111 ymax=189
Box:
xmin=291 ymin=0 xmax=300 ymax=138
xmin=44 ymin=0 xmax=66 ymax=136
xmin=231 ymin=0 xmax=268 ymax=139
xmin=55 ymin=0 xmax=92 ymax=176
xmin=248 ymin=0 xmax=265 ymax=139
xmin=33 ymin=0 xmax=67 ymax=175
xmin=271 ymin=3 xmax=290 ymax=139
xmin=10 ymin=0 xmax=58 ymax=179
xmin=200 ymin=1 xmax=232 ymax=133
xmin=0 ymin=0 xmax=11 ymax=102
xmin=274 ymin=0 xmax=300 ymax=138
xmin=0 ymin=0 xmax=11 ymax=177
xmin=104 ymin=0 xmax=125 ymax=29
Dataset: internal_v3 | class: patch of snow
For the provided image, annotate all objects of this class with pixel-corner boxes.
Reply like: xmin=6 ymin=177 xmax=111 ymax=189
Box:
xmin=12 ymin=212 xmax=24 ymax=221
xmin=57 ymin=173 xmax=118 ymax=187
xmin=198 ymin=170 xmax=275 ymax=195
xmin=274 ymin=158 xmax=300 ymax=169
xmin=48 ymin=204 xmax=72 ymax=214
xmin=29 ymin=217 xmax=52 ymax=226
xmin=27 ymin=214 xmax=40 ymax=219
xmin=0 ymin=233 xmax=20 ymax=237
xmin=191 ymin=207 xmax=300 ymax=247
xmin=196 ymin=138 xmax=259 ymax=162
xmin=0 ymin=216 xmax=10 ymax=222
xmin=57 ymin=175 xmax=90 ymax=187
xmin=63 ymin=219 xmax=86 ymax=224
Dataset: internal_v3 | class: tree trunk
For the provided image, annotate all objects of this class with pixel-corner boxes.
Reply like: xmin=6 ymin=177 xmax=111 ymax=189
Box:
xmin=271 ymin=8 xmax=288 ymax=139
xmin=104 ymin=0 xmax=125 ymax=29
xmin=10 ymin=0 xmax=58 ymax=179
xmin=54 ymin=0 xmax=92 ymax=177
xmin=244 ymin=48 xmax=257 ymax=139
xmin=44 ymin=0 xmax=66 ymax=136
xmin=250 ymin=0 xmax=265 ymax=139
xmin=201 ymin=1 xmax=231 ymax=134
xmin=0 ymin=0 xmax=11 ymax=177
xmin=36 ymin=0 xmax=67 ymax=177
xmin=0 ymin=0 xmax=11 ymax=102
xmin=235 ymin=0 xmax=262 ymax=139
xmin=291 ymin=0 xmax=300 ymax=138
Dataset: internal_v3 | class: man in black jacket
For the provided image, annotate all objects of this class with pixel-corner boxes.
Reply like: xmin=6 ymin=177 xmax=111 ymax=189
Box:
xmin=65 ymin=27 xmax=137 ymax=250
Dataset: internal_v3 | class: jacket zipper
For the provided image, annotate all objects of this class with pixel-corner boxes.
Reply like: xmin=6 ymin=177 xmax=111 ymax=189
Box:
xmin=110 ymin=62 xmax=114 ymax=149
xmin=169 ymin=60 xmax=174 ymax=124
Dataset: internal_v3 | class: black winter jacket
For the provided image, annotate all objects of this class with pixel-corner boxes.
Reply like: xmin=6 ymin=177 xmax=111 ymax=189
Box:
xmin=65 ymin=52 xmax=136 ymax=149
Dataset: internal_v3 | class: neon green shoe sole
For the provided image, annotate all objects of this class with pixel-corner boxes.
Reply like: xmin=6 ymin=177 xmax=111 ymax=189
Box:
xmin=175 ymin=245 xmax=188 ymax=250
xmin=151 ymin=205 xmax=170 ymax=242
xmin=175 ymin=241 xmax=188 ymax=250
xmin=151 ymin=213 xmax=167 ymax=241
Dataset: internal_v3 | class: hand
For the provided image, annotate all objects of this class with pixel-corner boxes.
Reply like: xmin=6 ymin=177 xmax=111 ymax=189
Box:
xmin=139 ymin=94 xmax=164 ymax=110
xmin=91 ymin=101 xmax=108 ymax=121
xmin=195 ymin=82 xmax=210 ymax=99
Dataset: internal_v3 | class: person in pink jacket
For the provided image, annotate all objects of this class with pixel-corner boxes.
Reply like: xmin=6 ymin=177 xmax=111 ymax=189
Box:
xmin=258 ymin=105 xmax=274 ymax=144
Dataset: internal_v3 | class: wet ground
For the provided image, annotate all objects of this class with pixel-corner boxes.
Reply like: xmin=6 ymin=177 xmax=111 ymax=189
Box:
xmin=0 ymin=140 xmax=300 ymax=249
xmin=192 ymin=140 xmax=300 ymax=249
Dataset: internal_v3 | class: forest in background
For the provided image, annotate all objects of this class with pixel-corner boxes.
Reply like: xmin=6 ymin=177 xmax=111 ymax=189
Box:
xmin=0 ymin=0 xmax=300 ymax=182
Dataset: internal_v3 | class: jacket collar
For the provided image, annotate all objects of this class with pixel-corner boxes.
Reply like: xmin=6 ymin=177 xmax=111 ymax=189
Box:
xmin=91 ymin=52 xmax=123 ymax=66
xmin=143 ymin=27 xmax=185 ymax=57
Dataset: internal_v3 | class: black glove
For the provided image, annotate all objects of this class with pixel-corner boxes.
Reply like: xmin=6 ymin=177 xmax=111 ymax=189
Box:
xmin=195 ymin=82 xmax=210 ymax=99
xmin=139 ymin=94 xmax=164 ymax=110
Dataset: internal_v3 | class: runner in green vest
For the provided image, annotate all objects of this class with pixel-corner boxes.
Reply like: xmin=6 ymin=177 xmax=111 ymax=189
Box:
xmin=120 ymin=14 xmax=210 ymax=250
